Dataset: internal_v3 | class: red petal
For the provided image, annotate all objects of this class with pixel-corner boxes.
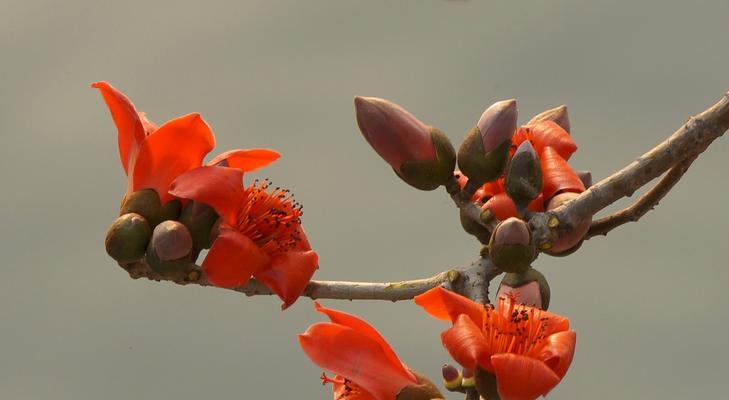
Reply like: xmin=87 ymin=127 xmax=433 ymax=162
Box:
xmin=312 ymin=302 xmax=414 ymax=381
xmin=169 ymin=166 xmax=246 ymax=226
xmin=526 ymin=121 xmax=577 ymax=160
xmin=414 ymin=287 xmax=485 ymax=328
xmin=482 ymin=193 xmax=519 ymax=220
xmin=131 ymin=113 xmax=216 ymax=204
xmin=540 ymin=146 xmax=585 ymax=200
xmin=207 ymin=148 xmax=280 ymax=172
xmin=202 ymin=227 xmax=270 ymax=288
xmin=138 ymin=112 xmax=158 ymax=135
xmin=254 ymin=250 xmax=319 ymax=309
xmin=527 ymin=330 xmax=576 ymax=379
xmin=298 ymin=323 xmax=417 ymax=400
xmin=491 ymin=354 xmax=560 ymax=400
xmin=92 ymin=81 xmax=145 ymax=174
xmin=441 ymin=314 xmax=491 ymax=371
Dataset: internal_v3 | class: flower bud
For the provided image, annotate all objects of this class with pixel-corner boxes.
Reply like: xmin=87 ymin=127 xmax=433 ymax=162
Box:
xmin=505 ymin=140 xmax=543 ymax=212
xmin=105 ymin=213 xmax=152 ymax=263
xmin=178 ymin=201 xmax=220 ymax=250
xmin=488 ymin=217 xmax=535 ymax=273
xmin=397 ymin=369 xmax=445 ymax=400
xmin=146 ymin=220 xmax=194 ymax=275
xmin=160 ymin=199 xmax=182 ymax=222
xmin=457 ymin=100 xmax=517 ymax=186
xmin=442 ymin=364 xmax=462 ymax=391
xmin=544 ymin=192 xmax=591 ymax=255
xmin=497 ymin=267 xmax=551 ymax=310
xmin=354 ymin=96 xmax=455 ymax=190
xmin=461 ymin=368 xmax=475 ymax=388
xmin=527 ymin=105 xmax=570 ymax=133
xmin=459 ymin=207 xmax=491 ymax=244
xmin=120 ymin=189 xmax=162 ymax=227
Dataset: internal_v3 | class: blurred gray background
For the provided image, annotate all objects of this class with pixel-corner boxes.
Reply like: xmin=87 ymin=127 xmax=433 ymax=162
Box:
xmin=1 ymin=1 xmax=728 ymax=399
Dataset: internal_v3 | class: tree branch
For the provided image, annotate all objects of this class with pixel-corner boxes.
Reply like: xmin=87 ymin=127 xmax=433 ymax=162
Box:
xmin=585 ymin=154 xmax=698 ymax=239
xmin=530 ymin=92 xmax=729 ymax=248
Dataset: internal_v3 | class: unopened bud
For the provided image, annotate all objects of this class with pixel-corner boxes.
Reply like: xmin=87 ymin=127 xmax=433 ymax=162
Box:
xmin=105 ymin=213 xmax=152 ymax=263
xmin=460 ymin=208 xmax=491 ymax=244
xmin=457 ymin=100 xmax=517 ymax=186
xmin=442 ymin=364 xmax=462 ymax=391
xmin=489 ymin=217 xmax=535 ymax=273
xmin=497 ymin=267 xmax=551 ymax=310
xmin=355 ymin=96 xmax=455 ymax=190
xmin=461 ymin=368 xmax=475 ymax=388
xmin=120 ymin=189 xmax=162 ymax=227
xmin=160 ymin=199 xmax=182 ymax=222
xmin=397 ymin=369 xmax=445 ymax=400
xmin=527 ymin=105 xmax=570 ymax=133
xmin=179 ymin=201 xmax=220 ymax=250
xmin=576 ymin=170 xmax=592 ymax=189
xmin=544 ymin=192 xmax=591 ymax=255
xmin=146 ymin=221 xmax=194 ymax=275
xmin=505 ymin=140 xmax=543 ymax=211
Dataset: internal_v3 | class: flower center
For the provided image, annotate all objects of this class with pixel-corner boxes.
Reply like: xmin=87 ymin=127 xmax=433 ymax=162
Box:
xmin=235 ymin=178 xmax=304 ymax=253
xmin=483 ymin=294 xmax=552 ymax=356
xmin=321 ymin=373 xmax=365 ymax=400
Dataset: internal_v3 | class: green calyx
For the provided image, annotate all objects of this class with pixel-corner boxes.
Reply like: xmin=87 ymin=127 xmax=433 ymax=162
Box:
xmin=160 ymin=199 xmax=182 ymax=222
xmin=179 ymin=201 xmax=220 ymax=250
xmin=120 ymin=189 xmax=163 ymax=227
xmin=396 ymin=128 xmax=456 ymax=191
xmin=504 ymin=148 xmax=543 ymax=210
xmin=500 ymin=267 xmax=551 ymax=310
xmin=474 ymin=368 xmax=500 ymax=400
xmin=105 ymin=213 xmax=152 ymax=264
xmin=460 ymin=208 xmax=491 ymax=244
xmin=396 ymin=370 xmax=444 ymax=400
xmin=488 ymin=221 xmax=536 ymax=273
xmin=457 ymin=127 xmax=511 ymax=187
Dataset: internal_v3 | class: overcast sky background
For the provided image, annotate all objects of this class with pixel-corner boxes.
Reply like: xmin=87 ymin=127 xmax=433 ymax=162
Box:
xmin=1 ymin=1 xmax=728 ymax=399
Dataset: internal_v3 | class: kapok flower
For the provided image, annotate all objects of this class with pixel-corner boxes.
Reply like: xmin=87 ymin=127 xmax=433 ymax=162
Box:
xmin=299 ymin=302 xmax=443 ymax=400
xmin=169 ymin=165 xmax=318 ymax=308
xmin=414 ymin=287 xmax=576 ymax=400
xmin=93 ymin=81 xmax=280 ymax=204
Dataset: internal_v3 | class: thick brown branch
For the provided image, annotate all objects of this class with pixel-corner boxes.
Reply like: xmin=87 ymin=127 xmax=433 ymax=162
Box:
xmin=586 ymin=155 xmax=698 ymax=239
xmin=530 ymin=92 xmax=729 ymax=247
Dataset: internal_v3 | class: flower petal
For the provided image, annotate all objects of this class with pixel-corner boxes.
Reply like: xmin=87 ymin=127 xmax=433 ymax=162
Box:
xmin=138 ymin=112 xmax=158 ymax=135
xmin=298 ymin=323 xmax=417 ymax=400
xmin=312 ymin=302 xmax=414 ymax=381
xmin=254 ymin=250 xmax=319 ymax=309
xmin=131 ymin=113 xmax=216 ymax=204
xmin=482 ymin=193 xmax=518 ymax=221
xmin=92 ymin=81 xmax=145 ymax=174
xmin=491 ymin=353 xmax=561 ymax=400
xmin=527 ymin=330 xmax=576 ymax=379
xmin=170 ymin=166 xmax=246 ymax=226
xmin=202 ymin=227 xmax=270 ymax=288
xmin=207 ymin=148 xmax=281 ymax=172
xmin=414 ymin=287 xmax=485 ymax=328
xmin=441 ymin=314 xmax=492 ymax=371
xmin=524 ymin=121 xmax=577 ymax=160
xmin=540 ymin=146 xmax=585 ymax=200
xmin=332 ymin=376 xmax=378 ymax=400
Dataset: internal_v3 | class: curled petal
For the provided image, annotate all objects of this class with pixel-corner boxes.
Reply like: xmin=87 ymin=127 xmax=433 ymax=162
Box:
xmin=540 ymin=146 xmax=585 ymax=200
xmin=254 ymin=250 xmax=319 ymax=309
xmin=527 ymin=330 xmax=576 ymax=379
xmin=92 ymin=81 xmax=145 ymax=174
xmin=414 ymin=287 xmax=485 ymax=328
xmin=138 ymin=112 xmax=158 ymax=135
xmin=208 ymin=148 xmax=280 ymax=172
xmin=202 ymin=228 xmax=270 ymax=288
xmin=481 ymin=193 xmax=544 ymax=220
xmin=132 ymin=113 xmax=216 ymax=204
xmin=441 ymin=314 xmax=491 ymax=371
xmin=491 ymin=354 xmax=561 ymax=400
xmin=170 ymin=166 xmax=246 ymax=226
xmin=299 ymin=323 xmax=417 ymax=400
xmin=514 ymin=121 xmax=577 ymax=160
xmin=312 ymin=302 xmax=413 ymax=381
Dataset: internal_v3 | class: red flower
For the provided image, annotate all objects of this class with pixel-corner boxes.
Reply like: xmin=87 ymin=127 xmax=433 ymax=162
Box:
xmin=93 ymin=81 xmax=280 ymax=204
xmin=415 ymin=287 xmax=576 ymax=400
xmin=298 ymin=302 xmax=419 ymax=400
xmin=169 ymin=165 xmax=318 ymax=308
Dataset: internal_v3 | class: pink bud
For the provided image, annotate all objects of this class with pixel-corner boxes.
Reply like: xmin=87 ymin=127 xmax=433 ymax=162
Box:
xmin=151 ymin=220 xmax=193 ymax=261
xmin=442 ymin=364 xmax=461 ymax=384
xmin=354 ymin=96 xmax=436 ymax=172
xmin=527 ymin=105 xmax=570 ymax=133
xmin=547 ymin=192 xmax=591 ymax=253
xmin=493 ymin=217 xmax=530 ymax=246
xmin=477 ymin=99 xmax=517 ymax=152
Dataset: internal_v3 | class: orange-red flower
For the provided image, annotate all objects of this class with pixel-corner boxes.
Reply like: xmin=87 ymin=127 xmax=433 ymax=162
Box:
xmin=414 ymin=287 xmax=576 ymax=400
xmin=298 ymin=302 xmax=419 ymax=400
xmin=169 ymin=165 xmax=318 ymax=308
xmin=93 ymin=81 xmax=280 ymax=204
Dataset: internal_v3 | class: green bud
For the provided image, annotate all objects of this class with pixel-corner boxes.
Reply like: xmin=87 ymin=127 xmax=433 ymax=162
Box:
xmin=396 ymin=128 xmax=457 ymax=191
xmin=120 ymin=189 xmax=162 ymax=227
xmin=160 ymin=199 xmax=182 ymax=222
xmin=442 ymin=364 xmax=463 ymax=391
xmin=105 ymin=213 xmax=152 ymax=264
xmin=179 ymin=201 xmax=220 ymax=250
xmin=457 ymin=130 xmax=511 ymax=187
xmin=505 ymin=140 xmax=543 ymax=211
xmin=145 ymin=221 xmax=194 ymax=276
xmin=488 ymin=218 xmax=536 ymax=273
xmin=498 ymin=267 xmax=551 ymax=310
xmin=460 ymin=208 xmax=491 ymax=244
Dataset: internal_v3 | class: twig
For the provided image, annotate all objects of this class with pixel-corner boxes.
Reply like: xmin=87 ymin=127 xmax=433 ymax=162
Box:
xmin=586 ymin=155 xmax=698 ymax=239
xmin=530 ymin=92 xmax=729 ymax=248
